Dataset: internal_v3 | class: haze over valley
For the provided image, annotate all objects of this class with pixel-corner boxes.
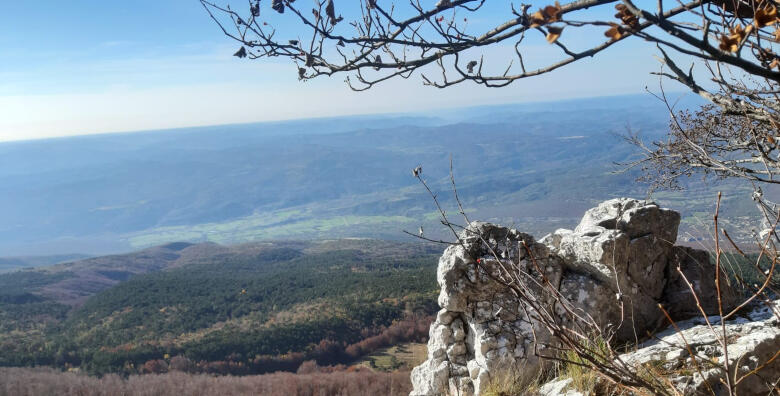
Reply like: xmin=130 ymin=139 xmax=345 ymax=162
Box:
xmin=0 ymin=94 xmax=754 ymax=264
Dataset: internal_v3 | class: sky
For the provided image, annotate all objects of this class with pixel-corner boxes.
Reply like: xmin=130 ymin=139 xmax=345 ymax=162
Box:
xmin=0 ymin=1 xmax=689 ymax=142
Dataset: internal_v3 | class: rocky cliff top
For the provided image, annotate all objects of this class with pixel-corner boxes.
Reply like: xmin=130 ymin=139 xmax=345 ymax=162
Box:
xmin=410 ymin=198 xmax=775 ymax=396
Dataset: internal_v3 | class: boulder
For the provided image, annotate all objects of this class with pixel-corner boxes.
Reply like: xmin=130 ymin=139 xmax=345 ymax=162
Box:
xmin=411 ymin=198 xmax=741 ymax=396
xmin=550 ymin=199 xmax=686 ymax=341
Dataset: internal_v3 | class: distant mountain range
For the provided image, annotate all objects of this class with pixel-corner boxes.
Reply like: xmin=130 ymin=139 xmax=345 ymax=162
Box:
xmin=0 ymin=254 xmax=89 ymax=273
xmin=0 ymin=93 xmax=763 ymax=258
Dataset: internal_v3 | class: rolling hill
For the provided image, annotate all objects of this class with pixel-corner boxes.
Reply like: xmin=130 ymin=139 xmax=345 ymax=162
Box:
xmin=2 ymin=93 xmax=758 ymax=259
xmin=0 ymin=239 xmax=440 ymax=375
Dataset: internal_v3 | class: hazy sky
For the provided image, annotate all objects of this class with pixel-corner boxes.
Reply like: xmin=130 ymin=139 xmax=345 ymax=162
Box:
xmin=0 ymin=1 xmax=681 ymax=142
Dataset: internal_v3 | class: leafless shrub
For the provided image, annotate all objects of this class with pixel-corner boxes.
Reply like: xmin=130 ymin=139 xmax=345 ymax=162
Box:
xmin=625 ymin=103 xmax=779 ymax=191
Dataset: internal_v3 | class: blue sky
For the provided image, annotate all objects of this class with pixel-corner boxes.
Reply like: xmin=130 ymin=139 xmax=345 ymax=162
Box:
xmin=0 ymin=1 xmax=681 ymax=142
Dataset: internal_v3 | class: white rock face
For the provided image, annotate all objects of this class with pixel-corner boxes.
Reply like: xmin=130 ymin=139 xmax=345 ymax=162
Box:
xmin=619 ymin=299 xmax=780 ymax=396
xmin=538 ymin=378 xmax=585 ymax=396
xmin=412 ymin=222 xmax=563 ymax=396
xmin=534 ymin=300 xmax=780 ymax=396
xmin=410 ymin=198 xmax=742 ymax=396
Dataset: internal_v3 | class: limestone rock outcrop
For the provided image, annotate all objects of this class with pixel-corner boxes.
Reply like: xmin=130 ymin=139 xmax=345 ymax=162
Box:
xmin=410 ymin=198 xmax=742 ymax=396
xmin=412 ymin=223 xmax=564 ymax=395
xmin=535 ymin=298 xmax=780 ymax=396
xmin=618 ymin=299 xmax=780 ymax=396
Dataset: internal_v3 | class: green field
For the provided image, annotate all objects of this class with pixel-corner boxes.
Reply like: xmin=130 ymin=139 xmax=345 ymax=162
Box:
xmin=358 ymin=343 xmax=428 ymax=372
xmin=126 ymin=211 xmax=421 ymax=248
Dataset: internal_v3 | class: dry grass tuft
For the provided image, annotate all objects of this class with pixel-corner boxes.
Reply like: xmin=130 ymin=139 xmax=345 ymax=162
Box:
xmin=482 ymin=362 xmax=544 ymax=396
xmin=559 ymin=336 xmax=609 ymax=394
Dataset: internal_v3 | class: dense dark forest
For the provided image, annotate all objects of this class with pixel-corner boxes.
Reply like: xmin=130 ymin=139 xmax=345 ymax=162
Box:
xmin=0 ymin=241 xmax=440 ymax=376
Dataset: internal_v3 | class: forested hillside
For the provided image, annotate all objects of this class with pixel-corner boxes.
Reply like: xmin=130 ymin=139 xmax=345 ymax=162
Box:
xmin=0 ymin=240 xmax=440 ymax=375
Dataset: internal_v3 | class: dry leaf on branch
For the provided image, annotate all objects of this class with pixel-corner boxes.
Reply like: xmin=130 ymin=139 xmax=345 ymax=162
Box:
xmin=614 ymin=4 xmax=639 ymax=28
xmin=272 ymin=0 xmax=284 ymax=13
xmin=529 ymin=2 xmax=561 ymax=27
xmin=233 ymin=46 xmax=247 ymax=58
xmin=325 ymin=0 xmax=343 ymax=26
xmin=466 ymin=60 xmax=478 ymax=73
xmin=754 ymin=5 xmax=778 ymax=28
xmin=546 ymin=26 xmax=564 ymax=43
xmin=605 ymin=23 xmax=624 ymax=40
xmin=719 ymin=24 xmax=753 ymax=52
xmin=542 ymin=2 xmax=562 ymax=22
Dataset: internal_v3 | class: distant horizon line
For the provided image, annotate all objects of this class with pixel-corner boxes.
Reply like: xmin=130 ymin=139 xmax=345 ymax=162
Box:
xmin=0 ymin=91 xmax=693 ymax=145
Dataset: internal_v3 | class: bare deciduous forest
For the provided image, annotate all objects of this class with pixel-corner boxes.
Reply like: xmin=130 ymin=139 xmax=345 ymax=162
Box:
xmin=0 ymin=367 xmax=411 ymax=396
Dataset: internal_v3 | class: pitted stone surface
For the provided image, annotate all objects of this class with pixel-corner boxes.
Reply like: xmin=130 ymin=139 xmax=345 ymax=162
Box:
xmin=534 ymin=301 xmax=779 ymax=396
xmin=539 ymin=378 xmax=585 ymax=396
xmin=410 ymin=198 xmax=741 ymax=396
xmin=619 ymin=300 xmax=780 ymax=396
xmin=411 ymin=223 xmax=563 ymax=395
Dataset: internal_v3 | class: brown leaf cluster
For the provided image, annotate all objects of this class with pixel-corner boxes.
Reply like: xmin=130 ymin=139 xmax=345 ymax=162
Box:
xmin=605 ymin=4 xmax=639 ymax=40
xmin=754 ymin=4 xmax=778 ymax=27
xmin=717 ymin=3 xmax=779 ymax=52
xmin=605 ymin=23 xmax=625 ymax=40
xmin=272 ymin=0 xmax=284 ymax=14
xmin=529 ymin=2 xmax=562 ymax=28
xmin=325 ymin=0 xmax=343 ymax=26
xmin=719 ymin=24 xmax=754 ymax=52
xmin=614 ymin=4 xmax=639 ymax=28
xmin=757 ymin=46 xmax=780 ymax=69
